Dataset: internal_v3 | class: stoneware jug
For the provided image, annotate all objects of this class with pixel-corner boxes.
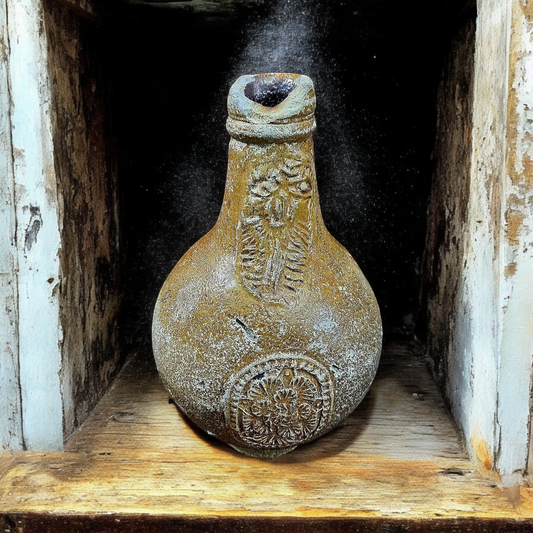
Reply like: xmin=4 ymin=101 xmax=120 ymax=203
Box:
xmin=152 ymin=73 xmax=382 ymax=458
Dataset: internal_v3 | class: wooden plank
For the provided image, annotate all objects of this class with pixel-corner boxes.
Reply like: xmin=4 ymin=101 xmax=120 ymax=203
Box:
xmin=2 ymin=514 xmax=533 ymax=533
xmin=423 ymin=0 xmax=533 ymax=484
xmin=6 ymin=0 xmax=64 ymax=451
xmin=0 ymin=0 xmax=23 ymax=451
xmin=496 ymin=0 xmax=533 ymax=485
xmin=1 ymin=342 xmax=533 ymax=530
xmin=0 ymin=0 xmax=121 ymax=452
xmin=43 ymin=0 xmax=122 ymax=442
xmin=447 ymin=0 xmax=508 ymax=474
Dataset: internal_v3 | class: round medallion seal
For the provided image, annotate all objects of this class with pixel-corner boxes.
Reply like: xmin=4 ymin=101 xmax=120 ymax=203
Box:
xmin=226 ymin=355 xmax=333 ymax=448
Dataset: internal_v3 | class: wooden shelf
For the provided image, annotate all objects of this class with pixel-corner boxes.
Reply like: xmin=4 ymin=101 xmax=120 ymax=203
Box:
xmin=1 ymin=341 xmax=532 ymax=532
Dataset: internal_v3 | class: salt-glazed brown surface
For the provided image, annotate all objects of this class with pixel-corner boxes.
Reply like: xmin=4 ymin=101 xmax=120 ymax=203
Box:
xmin=152 ymin=73 xmax=382 ymax=457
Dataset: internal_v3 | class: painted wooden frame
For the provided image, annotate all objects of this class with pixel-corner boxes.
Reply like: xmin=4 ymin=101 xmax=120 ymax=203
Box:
xmin=0 ymin=0 xmax=121 ymax=451
xmin=1 ymin=0 xmax=533 ymax=489
xmin=425 ymin=0 xmax=533 ymax=485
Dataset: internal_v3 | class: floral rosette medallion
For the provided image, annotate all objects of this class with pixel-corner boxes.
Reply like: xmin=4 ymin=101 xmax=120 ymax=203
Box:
xmin=226 ymin=355 xmax=333 ymax=452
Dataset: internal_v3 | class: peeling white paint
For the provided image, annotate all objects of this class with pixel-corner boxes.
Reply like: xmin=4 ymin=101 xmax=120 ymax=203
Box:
xmin=496 ymin=0 xmax=533 ymax=483
xmin=6 ymin=0 xmax=64 ymax=450
xmin=428 ymin=0 xmax=533 ymax=484
xmin=0 ymin=0 xmax=23 ymax=451
xmin=445 ymin=0 xmax=510 ymax=472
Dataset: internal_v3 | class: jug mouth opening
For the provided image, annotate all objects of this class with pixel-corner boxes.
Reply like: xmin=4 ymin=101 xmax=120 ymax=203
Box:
xmin=244 ymin=76 xmax=296 ymax=108
xmin=227 ymin=73 xmax=316 ymax=143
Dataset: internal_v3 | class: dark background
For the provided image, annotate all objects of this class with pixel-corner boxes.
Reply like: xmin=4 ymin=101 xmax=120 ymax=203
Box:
xmin=101 ymin=0 xmax=475 ymax=347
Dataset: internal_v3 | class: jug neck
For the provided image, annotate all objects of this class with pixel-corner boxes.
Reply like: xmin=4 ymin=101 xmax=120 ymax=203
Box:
xmin=217 ymin=136 xmax=324 ymax=230
xmin=218 ymin=73 xmax=324 ymax=230
xmin=217 ymin=74 xmax=327 ymax=306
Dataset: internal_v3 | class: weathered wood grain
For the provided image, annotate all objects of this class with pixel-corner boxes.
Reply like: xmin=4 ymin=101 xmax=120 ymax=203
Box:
xmin=6 ymin=0 xmax=64 ymax=451
xmin=497 ymin=0 xmax=533 ymax=485
xmin=423 ymin=0 xmax=533 ymax=484
xmin=0 ymin=0 xmax=122 ymax=452
xmin=1 ymin=342 xmax=532 ymax=530
xmin=0 ymin=0 xmax=23 ymax=451
xmin=43 ymin=0 xmax=122 ymax=441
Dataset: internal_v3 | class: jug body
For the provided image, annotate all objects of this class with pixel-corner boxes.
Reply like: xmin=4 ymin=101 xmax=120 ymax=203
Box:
xmin=152 ymin=73 xmax=382 ymax=457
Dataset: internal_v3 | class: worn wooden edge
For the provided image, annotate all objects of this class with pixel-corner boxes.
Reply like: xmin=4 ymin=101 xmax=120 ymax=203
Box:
xmin=44 ymin=0 xmax=124 ymax=444
xmin=6 ymin=0 xmax=65 ymax=451
xmin=1 ymin=513 xmax=533 ymax=533
xmin=54 ymin=0 xmax=98 ymax=18
xmin=2 ymin=341 xmax=533 ymax=529
xmin=0 ymin=0 xmax=23 ymax=452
